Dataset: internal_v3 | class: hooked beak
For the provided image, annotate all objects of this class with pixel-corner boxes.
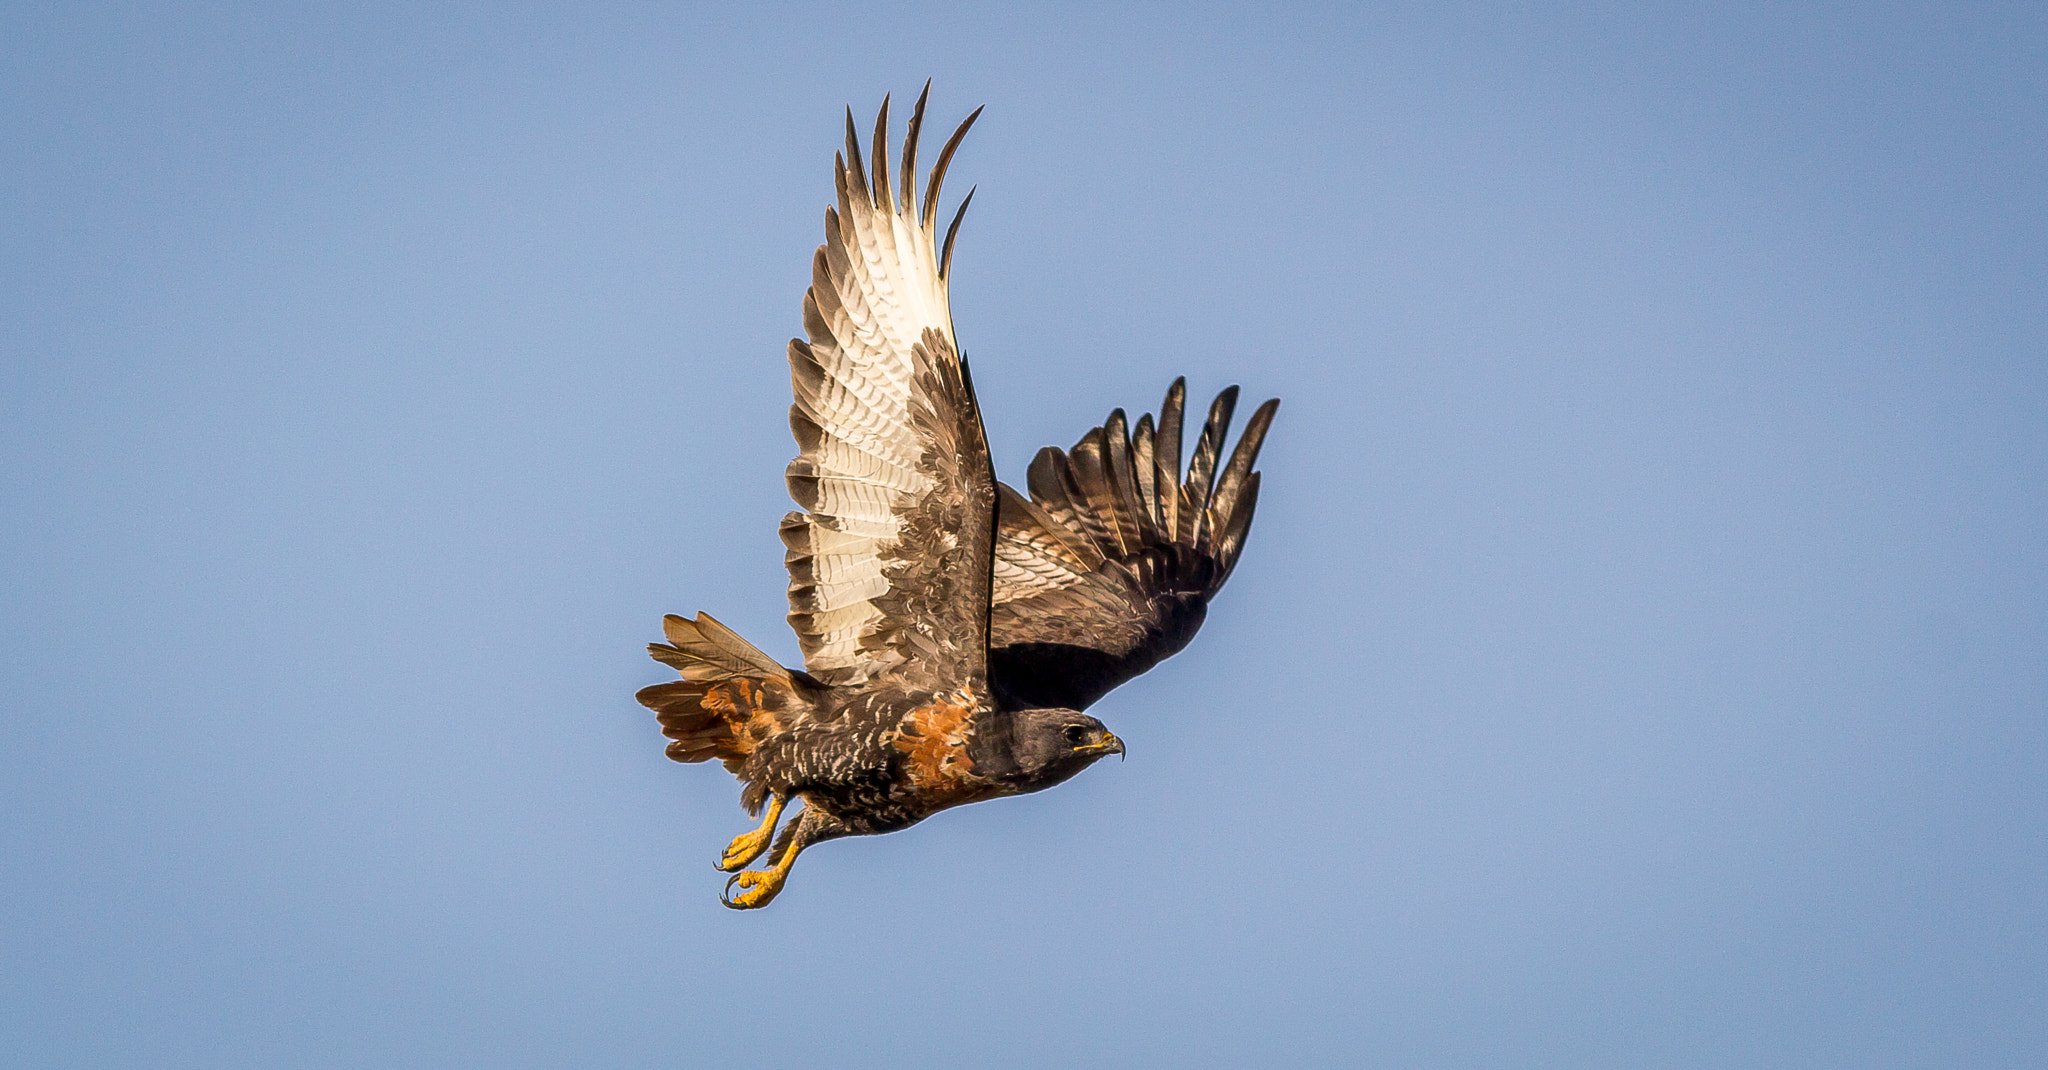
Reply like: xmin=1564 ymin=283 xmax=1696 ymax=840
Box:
xmin=1074 ymin=731 xmax=1125 ymax=761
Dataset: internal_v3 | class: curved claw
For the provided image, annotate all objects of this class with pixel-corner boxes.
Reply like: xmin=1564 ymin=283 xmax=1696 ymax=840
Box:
xmin=714 ymin=795 xmax=785 ymax=872
xmin=715 ymin=829 xmax=771 ymax=872
xmin=720 ymin=868 xmax=786 ymax=910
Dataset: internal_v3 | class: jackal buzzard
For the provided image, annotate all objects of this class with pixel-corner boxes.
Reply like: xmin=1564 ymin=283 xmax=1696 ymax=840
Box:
xmin=637 ymin=88 xmax=1278 ymax=908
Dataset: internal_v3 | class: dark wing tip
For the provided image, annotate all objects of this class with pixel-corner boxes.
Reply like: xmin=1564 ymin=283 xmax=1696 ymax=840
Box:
xmin=923 ymin=104 xmax=984 ymax=228
xmin=940 ymin=184 xmax=975 ymax=279
xmin=842 ymin=107 xmax=870 ymax=204
xmin=1183 ymin=386 xmax=1241 ymax=511
xmin=870 ymin=94 xmax=892 ymax=211
xmin=901 ymin=82 xmax=932 ymax=214
xmin=1214 ymin=471 xmax=1262 ymax=582
xmin=1208 ymin=395 xmax=1278 ymax=540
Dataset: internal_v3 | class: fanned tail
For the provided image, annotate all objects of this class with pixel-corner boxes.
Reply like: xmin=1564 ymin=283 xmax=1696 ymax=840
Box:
xmin=636 ymin=613 xmax=813 ymax=803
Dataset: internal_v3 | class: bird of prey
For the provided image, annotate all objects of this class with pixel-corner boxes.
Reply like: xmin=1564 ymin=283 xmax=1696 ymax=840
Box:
xmin=637 ymin=87 xmax=1278 ymax=909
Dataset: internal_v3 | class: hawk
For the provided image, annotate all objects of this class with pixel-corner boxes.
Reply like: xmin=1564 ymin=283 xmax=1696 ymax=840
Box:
xmin=637 ymin=87 xmax=1278 ymax=908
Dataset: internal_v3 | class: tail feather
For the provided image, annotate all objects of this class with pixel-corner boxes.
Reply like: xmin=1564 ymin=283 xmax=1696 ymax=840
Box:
xmin=650 ymin=611 xmax=786 ymax=681
xmin=637 ymin=613 xmax=801 ymax=781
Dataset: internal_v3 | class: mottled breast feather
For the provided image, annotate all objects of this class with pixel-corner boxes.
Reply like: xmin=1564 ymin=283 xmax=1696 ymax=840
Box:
xmin=889 ymin=690 xmax=995 ymax=810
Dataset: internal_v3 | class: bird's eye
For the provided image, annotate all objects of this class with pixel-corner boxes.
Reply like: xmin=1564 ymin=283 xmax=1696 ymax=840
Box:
xmin=1063 ymin=724 xmax=1089 ymax=744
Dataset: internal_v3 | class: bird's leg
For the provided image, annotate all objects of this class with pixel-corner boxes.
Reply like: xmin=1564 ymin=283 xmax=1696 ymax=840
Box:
xmin=722 ymin=807 xmax=842 ymax=910
xmin=716 ymin=793 xmax=786 ymax=872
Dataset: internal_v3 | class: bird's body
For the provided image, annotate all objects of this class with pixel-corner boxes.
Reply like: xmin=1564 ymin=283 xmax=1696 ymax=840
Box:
xmin=638 ymin=87 xmax=1277 ymax=908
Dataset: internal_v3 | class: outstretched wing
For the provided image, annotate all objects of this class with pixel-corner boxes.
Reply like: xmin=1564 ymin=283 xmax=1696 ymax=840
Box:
xmin=781 ymin=88 xmax=996 ymax=692
xmin=988 ymin=379 xmax=1278 ymax=711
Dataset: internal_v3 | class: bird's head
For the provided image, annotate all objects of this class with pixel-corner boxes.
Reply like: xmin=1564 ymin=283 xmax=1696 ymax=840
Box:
xmin=971 ymin=708 xmax=1124 ymax=793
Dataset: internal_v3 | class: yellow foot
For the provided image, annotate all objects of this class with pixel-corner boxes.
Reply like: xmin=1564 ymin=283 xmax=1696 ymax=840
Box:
xmin=715 ymin=795 xmax=785 ymax=873
xmin=721 ymin=867 xmax=788 ymax=910
xmin=717 ymin=826 xmax=773 ymax=872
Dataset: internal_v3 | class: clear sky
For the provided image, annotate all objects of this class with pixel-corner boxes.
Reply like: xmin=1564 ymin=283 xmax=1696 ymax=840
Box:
xmin=4 ymin=3 xmax=2044 ymax=1067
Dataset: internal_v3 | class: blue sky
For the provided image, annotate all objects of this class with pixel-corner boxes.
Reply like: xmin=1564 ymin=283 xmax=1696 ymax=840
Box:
xmin=4 ymin=3 xmax=2044 ymax=1067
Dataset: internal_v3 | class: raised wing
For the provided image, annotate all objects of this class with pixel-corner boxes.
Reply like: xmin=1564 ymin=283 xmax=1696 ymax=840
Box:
xmin=988 ymin=379 xmax=1278 ymax=711
xmin=781 ymin=88 xmax=996 ymax=692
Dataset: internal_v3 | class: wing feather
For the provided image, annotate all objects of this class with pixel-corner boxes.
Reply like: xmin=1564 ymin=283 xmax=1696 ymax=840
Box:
xmin=783 ymin=97 xmax=994 ymax=690
xmin=1181 ymin=386 xmax=1237 ymax=546
xmin=988 ymin=380 xmax=1278 ymax=711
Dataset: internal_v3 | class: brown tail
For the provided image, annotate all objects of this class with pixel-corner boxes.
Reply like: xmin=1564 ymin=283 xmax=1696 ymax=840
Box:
xmin=635 ymin=612 xmax=807 ymax=774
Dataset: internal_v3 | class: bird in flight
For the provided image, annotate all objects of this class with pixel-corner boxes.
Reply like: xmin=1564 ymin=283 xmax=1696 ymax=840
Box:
xmin=637 ymin=86 xmax=1278 ymax=909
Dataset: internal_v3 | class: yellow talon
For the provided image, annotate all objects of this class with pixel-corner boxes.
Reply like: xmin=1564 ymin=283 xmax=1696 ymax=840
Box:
xmin=716 ymin=795 xmax=786 ymax=872
xmin=720 ymin=824 xmax=810 ymax=910
xmin=721 ymin=867 xmax=788 ymax=910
